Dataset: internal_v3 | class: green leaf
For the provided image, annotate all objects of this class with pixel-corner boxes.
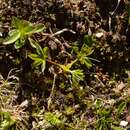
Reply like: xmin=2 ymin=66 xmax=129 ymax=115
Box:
xmin=71 ymin=46 xmax=79 ymax=54
xmin=0 ymin=120 xmax=10 ymax=130
xmin=59 ymin=60 xmax=77 ymax=72
xmin=95 ymin=99 xmax=102 ymax=109
xmin=28 ymin=54 xmax=40 ymax=60
xmin=32 ymin=24 xmax=45 ymax=33
xmin=83 ymin=35 xmax=94 ymax=47
xmin=78 ymin=53 xmax=92 ymax=68
xmin=9 ymin=30 xmax=17 ymax=36
xmin=42 ymin=47 xmax=48 ymax=58
xmin=83 ymin=57 xmax=93 ymax=68
xmin=14 ymin=38 xmax=25 ymax=49
xmin=70 ymin=69 xmax=84 ymax=85
xmin=36 ymin=44 xmax=44 ymax=56
xmin=0 ymin=112 xmax=15 ymax=130
xmin=28 ymin=39 xmax=44 ymax=57
xmin=111 ymin=126 xmax=125 ymax=130
xmin=66 ymin=60 xmax=77 ymax=69
xmin=25 ymin=24 xmax=45 ymax=35
xmin=3 ymin=30 xmax=20 ymax=45
xmin=41 ymin=60 xmax=46 ymax=73
xmin=28 ymin=37 xmax=37 ymax=48
xmin=59 ymin=64 xmax=70 ymax=72
xmin=18 ymin=20 xmax=32 ymax=30
xmin=80 ymin=44 xmax=94 ymax=56
xmin=32 ymin=60 xmax=43 ymax=67
xmin=11 ymin=17 xmax=21 ymax=29
xmin=24 ymin=26 xmax=34 ymax=35
xmin=28 ymin=46 xmax=48 ymax=72
xmin=44 ymin=112 xmax=62 ymax=126
xmin=117 ymin=102 xmax=126 ymax=115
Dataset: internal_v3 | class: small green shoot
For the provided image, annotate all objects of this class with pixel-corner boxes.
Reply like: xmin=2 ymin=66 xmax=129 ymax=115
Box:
xmin=77 ymin=44 xmax=94 ymax=68
xmin=44 ymin=112 xmax=62 ymax=126
xmin=0 ymin=111 xmax=16 ymax=130
xmin=117 ymin=101 xmax=126 ymax=117
xmin=29 ymin=44 xmax=48 ymax=73
xmin=59 ymin=60 xmax=84 ymax=85
xmin=3 ymin=17 xmax=45 ymax=49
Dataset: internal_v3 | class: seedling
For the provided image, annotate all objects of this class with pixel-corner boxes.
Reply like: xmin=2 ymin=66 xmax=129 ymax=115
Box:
xmin=3 ymin=17 xmax=45 ymax=49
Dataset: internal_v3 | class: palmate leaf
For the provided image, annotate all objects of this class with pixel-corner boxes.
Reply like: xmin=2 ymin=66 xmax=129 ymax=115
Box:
xmin=80 ymin=44 xmax=94 ymax=56
xmin=70 ymin=69 xmax=84 ymax=86
xmin=28 ymin=46 xmax=48 ymax=73
xmin=59 ymin=60 xmax=77 ymax=72
xmin=44 ymin=112 xmax=62 ymax=126
xmin=31 ymin=57 xmax=46 ymax=72
xmin=58 ymin=60 xmax=84 ymax=85
xmin=77 ymin=44 xmax=94 ymax=68
xmin=3 ymin=17 xmax=45 ymax=49
xmin=79 ymin=54 xmax=92 ymax=68
xmin=11 ymin=17 xmax=45 ymax=34
xmin=83 ymin=58 xmax=92 ymax=68
xmin=3 ymin=30 xmax=20 ymax=45
xmin=78 ymin=53 xmax=93 ymax=68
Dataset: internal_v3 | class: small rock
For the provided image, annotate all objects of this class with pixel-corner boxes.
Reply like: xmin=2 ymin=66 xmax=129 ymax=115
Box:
xmin=95 ymin=32 xmax=104 ymax=38
xmin=120 ymin=120 xmax=128 ymax=127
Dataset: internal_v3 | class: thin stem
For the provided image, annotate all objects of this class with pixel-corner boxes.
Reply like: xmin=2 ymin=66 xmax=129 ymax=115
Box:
xmin=46 ymin=59 xmax=59 ymax=66
xmin=47 ymin=74 xmax=57 ymax=110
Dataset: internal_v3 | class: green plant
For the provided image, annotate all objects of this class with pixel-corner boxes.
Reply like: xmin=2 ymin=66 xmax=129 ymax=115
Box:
xmin=44 ymin=112 xmax=62 ymax=126
xmin=0 ymin=69 xmax=19 ymax=107
xmin=111 ymin=125 xmax=125 ymax=130
xmin=59 ymin=60 xmax=84 ymax=86
xmin=0 ymin=70 xmax=28 ymax=130
xmin=77 ymin=43 xmax=94 ymax=68
xmin=3 ymin=17 xmax=96 ymax=88
xmin=29 ymin=41 xmax=48 ymax=73
xmin=95 ymin=99 xmax=113 ymax=130
xmin=71 ymin=35 xmax=98 ymax=69
xmin=3 ymin=17 xmax=45 ymax=49
xmin=0 ymin=111 xmax=16 ymax=130
xmin=116 ymin=101 xmax=126 ymax=118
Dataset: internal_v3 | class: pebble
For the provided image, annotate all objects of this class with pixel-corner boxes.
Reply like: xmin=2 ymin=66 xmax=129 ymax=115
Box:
xmin=120 ymin=120 xmax=128 ymax=127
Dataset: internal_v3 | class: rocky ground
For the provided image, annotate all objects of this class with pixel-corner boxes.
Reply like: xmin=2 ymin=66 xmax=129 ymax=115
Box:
xmin=0 ymin=0 xmax=130 ymax=130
